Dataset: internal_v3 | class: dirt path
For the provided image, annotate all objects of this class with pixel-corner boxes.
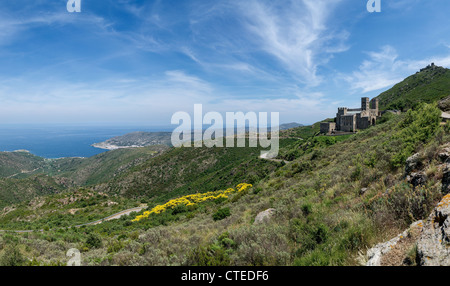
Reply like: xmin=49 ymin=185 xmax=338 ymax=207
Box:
xmin=259 ymin=152 xmax=290 ymax=164
xmin=0 ymin=207 xmax=146 ymax=233
xmin=6 ymin=167 xmax=41 ymax=179
xmin=75 ymin=207 xmax=145 ymax=227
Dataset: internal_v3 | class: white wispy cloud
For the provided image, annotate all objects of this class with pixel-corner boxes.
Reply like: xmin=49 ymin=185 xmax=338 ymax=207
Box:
xmin=235 ymin=0 xmax=348 ymax=86
xmin=0 ymin=7 xmax=113 ymax=47
xmin=343 ymin=45 xmax=450 ymax=93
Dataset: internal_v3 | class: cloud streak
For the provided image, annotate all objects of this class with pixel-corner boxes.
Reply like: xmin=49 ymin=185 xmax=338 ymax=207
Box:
xmin=343 ymin=45 xmax=450 ymax=93
xmin=235 ymin=0 xmax=348 ymax=86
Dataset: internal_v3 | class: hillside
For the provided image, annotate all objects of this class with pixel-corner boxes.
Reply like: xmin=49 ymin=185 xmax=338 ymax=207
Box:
xmin=279 ymin=122 xmax=304 ymax=130
xmin=0 ymin=151 xmax=47 ymax=178
xmin=46 ymin=145 xmax=169 ymax=186
xmin=92 ymin=132 xmax=173 ymax=150
xmin=0 ymin=175 xmax=66 ymax=209
xmin=0 ymin=66 xmax=450 ymax=266
xmin=377 ymin=63 xmax=450 ymax=111
xmin=96 ymin=138 xmax=296 ymax=203
xmin=1 ymin=101 xmax=446 ymax=266
xmin=0 ymin=146 xmax=169 ymax=208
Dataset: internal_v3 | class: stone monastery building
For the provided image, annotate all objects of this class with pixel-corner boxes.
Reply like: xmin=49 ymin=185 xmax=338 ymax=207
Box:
xmin=321 ymin=97 xmax=381 ymax=134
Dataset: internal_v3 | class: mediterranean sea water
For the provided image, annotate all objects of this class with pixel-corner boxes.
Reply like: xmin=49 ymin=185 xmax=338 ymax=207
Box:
xmin=0 ymin=125 xmax=173 ymax=159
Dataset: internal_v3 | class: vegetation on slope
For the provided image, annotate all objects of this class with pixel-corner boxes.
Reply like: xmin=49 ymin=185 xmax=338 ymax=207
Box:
xmin=46 ymin=145 xmax=169 ymax=186
xmin=0 ymin=189 xmax=138 ymax=231
xmin=0 ymin=175 xmax=66 ymax=209
xmin=0 ymin=146 xmax=169 ymax=208
xmin=1 ymin=102 xmax=446 ymax=266
xmin=377 ymin=64 xmax=450 ymax=111
xmin=0 ymin=151 xmax=47 ymax=178
xmin=96 ymin=138 xmax=295 ymax=204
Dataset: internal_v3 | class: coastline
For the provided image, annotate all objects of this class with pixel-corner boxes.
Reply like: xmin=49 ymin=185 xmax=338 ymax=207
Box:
xmin=91 ymin=143 xmax=147 ymax=151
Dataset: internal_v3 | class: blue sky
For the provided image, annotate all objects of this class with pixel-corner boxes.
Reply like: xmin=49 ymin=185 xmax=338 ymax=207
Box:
xmin=0 ymin=0 xmax=449 ymax=125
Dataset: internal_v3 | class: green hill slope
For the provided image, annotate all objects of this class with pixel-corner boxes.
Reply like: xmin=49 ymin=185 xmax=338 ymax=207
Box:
xmin=0 ymin=175 xmax=66 ymax=209
xmin=97 ymin=139 xmax=296 ymax=203
xmin=377 ymin=64 xmax=450 ymax=111
xmin=0 ymin=146 xmax=169 ymax=208
xmin=47 ymin=145 xmax=169 ymax=186
xmin=0 ymin=151 xmax=47 ymax=178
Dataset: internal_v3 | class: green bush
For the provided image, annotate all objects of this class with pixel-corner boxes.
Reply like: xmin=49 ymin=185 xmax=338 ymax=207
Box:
xmin=107 ymin=240 xmax=124 ymax=254
xmin=85 ymin=233 xmax=102 ymax=249
xmin=172 ymin=204 xmax=188 ymax=215
xmin=390 ymin=103 xmax=441 ymax=168
xmin=0 ymin=245 xmax=26 ymax=266
xmin=186 ymin=245 xmax=231 ymax=266
xmin=301 ymin=203 xmax=312 ymax=217
xmin=213 ymin=208 xmax=231 ymax=221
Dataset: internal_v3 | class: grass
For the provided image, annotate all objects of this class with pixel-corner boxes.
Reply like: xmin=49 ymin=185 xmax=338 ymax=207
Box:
xmin=377 ymin=65 xmax=450 ymax=111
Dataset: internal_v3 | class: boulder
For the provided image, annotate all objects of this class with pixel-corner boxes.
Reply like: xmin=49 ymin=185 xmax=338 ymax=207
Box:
xmin=438 ymin=151 xmax=449 ymax=163
xmin=417 ymin=194 xmax=450 ymax=265
xmin=443 ymin=165 xmax=450 ymax=195
xmin=438 ymin=95 xmax=450 ymax=112
xmin=407 ymin=172 xmax=427 ymax=187
xmin=254 ymin=209 xmax=276 ymax=225
xmin=360 ymin=188 xmax=368 ymax=195
xmin=405 ymin=153 xmax=423 ymax=175
xmin=438 ymin=144 xmax=450 ymax=163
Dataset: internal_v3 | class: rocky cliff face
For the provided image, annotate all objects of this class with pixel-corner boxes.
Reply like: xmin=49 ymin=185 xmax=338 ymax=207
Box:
xmin=443 ymin=165 xmax=450 ymax=195
xmin=366 ymin=147 xmax=450 ymax=266
xmin=439 ymin=95 xmax=450 ymax=112
xmin=417 ymin=193 xmax=450 ymax=265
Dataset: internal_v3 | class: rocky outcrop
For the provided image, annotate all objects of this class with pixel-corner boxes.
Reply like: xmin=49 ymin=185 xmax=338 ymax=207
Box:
xmin=438 ymin=95 xmax=450 ymax=112
xmin=443 ymin=165 xmax=450 ymax=195
xmin=366 ymin=221 xmax=423 ymax=266
xmin=254 ymin=209 xmax=276 ymax=225
xmin=405 ymin=153 xmax=423 ymax=175
xmin=407 ymin=172 xmax=428 ymax=188
xmin=417 ymin=194 xmax=450 ymax=265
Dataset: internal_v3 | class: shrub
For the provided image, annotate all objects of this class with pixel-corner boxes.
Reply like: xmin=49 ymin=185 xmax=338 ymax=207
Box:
xmin=172 ymin=204 xmax=188 ymax=215
xmin=185 ymin=245 xmax=231 ymax=266
xmin=213 ymin=208 xmax=231 ymax=221
xmin=301 ymin=203 xmax=312 ymax=217
xmin=85 ymin=233 xmax=102 ymax=249
xmin=107 ymin=240 xmax=124 ymax=254
xmin=390 ymin=103 xmax=441 ymax=168
xmin=367 ymin=182 xmax=440 ymax=227
xmin=0 ymin=245 xmax=26 ymax=266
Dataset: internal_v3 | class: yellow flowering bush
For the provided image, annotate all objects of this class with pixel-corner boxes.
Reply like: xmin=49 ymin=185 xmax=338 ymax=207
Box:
xmin=132 ymin=183 xmax=252 ymax=222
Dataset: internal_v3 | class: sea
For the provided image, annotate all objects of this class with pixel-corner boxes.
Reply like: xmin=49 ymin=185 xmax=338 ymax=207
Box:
xmin=0 ymin=125 xmax=173 ymax=159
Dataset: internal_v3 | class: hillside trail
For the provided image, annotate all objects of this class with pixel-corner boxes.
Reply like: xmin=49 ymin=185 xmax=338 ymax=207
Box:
xmin=0 ymin=206 xmax=146 ymax=233
xmin=259 ymin=152 xmax=290 ymax=164
xmin=6 ymin=167 xmax=41 ymax=179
